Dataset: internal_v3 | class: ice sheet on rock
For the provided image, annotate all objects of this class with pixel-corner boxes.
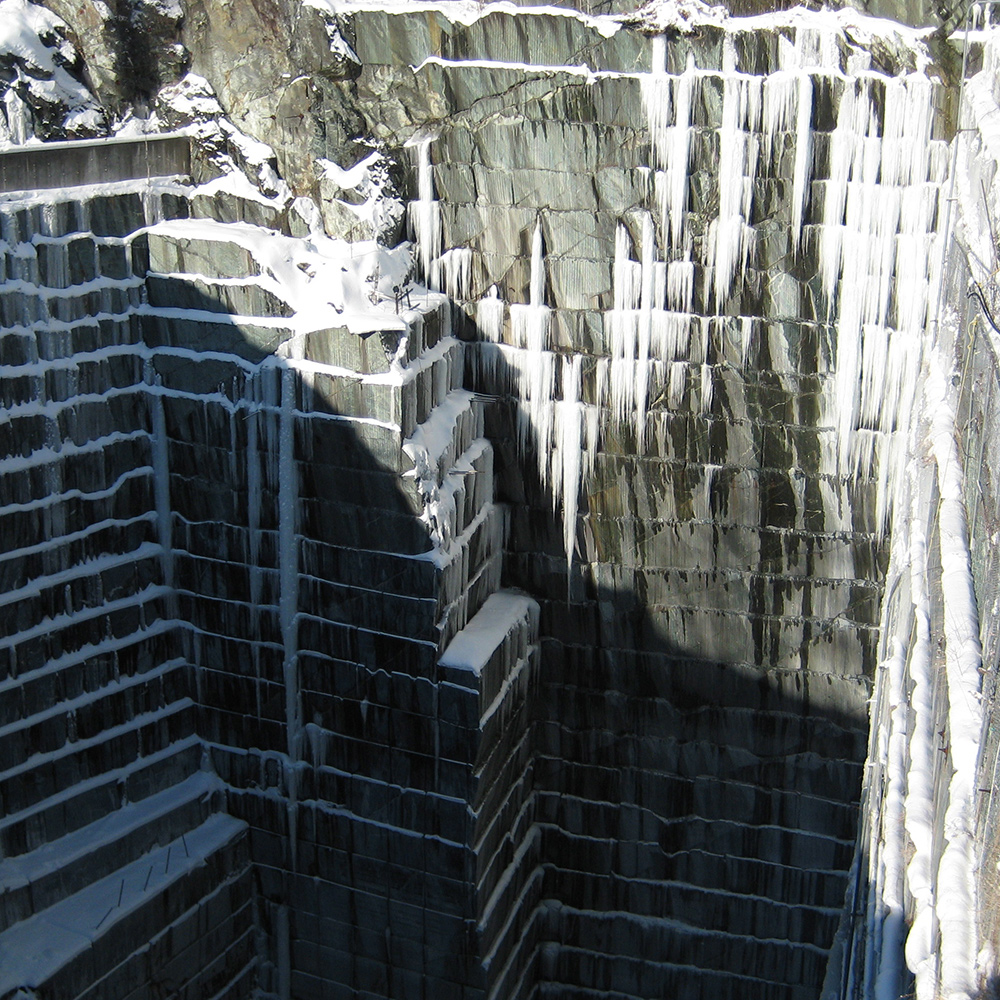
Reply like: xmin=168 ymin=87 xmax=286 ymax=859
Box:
xmin=476 ymin=286 xmax=505 ymax=343
xmin=926 ymin=345 xmax=983 ymax=1000
xmin=408 ymin=135 xmax=442 ymax=284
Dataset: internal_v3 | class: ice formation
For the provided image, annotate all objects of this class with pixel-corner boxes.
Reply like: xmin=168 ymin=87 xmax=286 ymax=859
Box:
xmin=403 ymin=9 xmax=951 ymax=575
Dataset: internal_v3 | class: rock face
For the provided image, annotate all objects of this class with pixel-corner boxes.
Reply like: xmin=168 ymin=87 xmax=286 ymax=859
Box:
xmin=330 ymin=8 xmax=943 ymax=999
xmin=1 ymin=2 xmax=998 ymax=1000
xmin=0 ymin=154 xmax=534 ymax=1000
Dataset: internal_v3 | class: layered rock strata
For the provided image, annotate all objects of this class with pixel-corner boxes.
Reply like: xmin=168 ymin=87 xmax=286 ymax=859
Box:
xmin=0 ymin=165 xmax=538 ymax=1000
xmin=0 ymin=183 xmax=254 ymax=1000
xmin=2 ymin=3 xmax=996 ymax=1000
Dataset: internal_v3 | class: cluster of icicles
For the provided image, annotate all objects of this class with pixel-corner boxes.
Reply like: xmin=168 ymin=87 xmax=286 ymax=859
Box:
xmin=409 ymin=22 xmax=948 ymax=571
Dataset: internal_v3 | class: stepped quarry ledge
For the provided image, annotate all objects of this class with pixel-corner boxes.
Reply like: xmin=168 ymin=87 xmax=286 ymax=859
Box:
xmin=1 ymin=1 xmax=1000 ymax=999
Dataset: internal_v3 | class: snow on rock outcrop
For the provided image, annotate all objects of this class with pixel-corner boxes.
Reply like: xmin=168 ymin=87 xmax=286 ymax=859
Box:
xmin=317 ymin=151 xmax=405 ymax=245
xmin=155 ymin=73 xmax=291 ymax=205
xmin=0 ymin=0 xmax=105 ymax=146
xmin=618 ymin=0 xmax=727 ymax=34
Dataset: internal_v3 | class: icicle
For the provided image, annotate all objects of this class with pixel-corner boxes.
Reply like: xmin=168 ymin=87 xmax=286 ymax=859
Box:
xmin=792 ymin=72 xmax=813 ymax=248
xmin=740 ymin=316 xmax=755 ymax=368
xmin=528 ymin=221 xmax=545 ymax=308
xmin=667 ymin=361 xmax=686 ymax=410
xmin=709 ymin=37 xmax=761 ymax=311
xmin=554 ymin=355 xmax=584 ymax=577
xmin=652 ymin=311 xmax=690 ymax=362
xmin=510 ymin=223 xmax=550 ymax=354
xmin=433 ymin=247 xmax=472 ymax=301
xmin=644 ymin=44 xmax=697 ymax=252
xmin=666 ymin=259 xmax=694 ymax=312
xmin=5 ymin=85 xmax=31 ymax=145
xmin=699 ymin=362 xmax=714 ymax=416
xmin=141 ymin=188 xmax=164 ymax=226
xmin=820 ymin=66 xmax=942 ymax=531
xmin=477 ymin=285 xmax=505 ymax=342
xmin=409 ymin=137 xmax=441 ymax=284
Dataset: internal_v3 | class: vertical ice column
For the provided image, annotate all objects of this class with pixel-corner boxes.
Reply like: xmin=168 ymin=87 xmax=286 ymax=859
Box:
xmin=145 ymin=361 xmax=174 ymax=605
xmin=4 ymin=82 xmax=30 ymax=145
xmin=763 ymin=47 xmax=814 ymax=250
xmin=708 ymin=35 xmax=762 ymax=312
xmin=511 ymin=221 xmax=554 ymax=470
xmin=477 ymin=285 xmax=505 ymax=342
xmin=608 ymin=216 xmax=658 ymax=448
xmin=435 ymin=247 xmax=472 ymax=300
xmin=553 ymin=355 xmax=596 ymax=580
xmin=410 ymin=136 xmax=442 ymax=285
xmin=504 ymin=221 xmax=599 ymax=575
xmin=821 ymin=72 xmax=943 ymax=530
xmin=644 ymin=40 xmax=697 ymax=256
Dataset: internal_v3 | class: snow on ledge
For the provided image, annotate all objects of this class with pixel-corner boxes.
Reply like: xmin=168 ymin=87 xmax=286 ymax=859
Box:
xmin=144 ymin=216 xmax=412 ymax=338
xmin=439 ymin=591 xmax=538 ymax=675
xmin=306 ymin=0 xmax=622 ymax=36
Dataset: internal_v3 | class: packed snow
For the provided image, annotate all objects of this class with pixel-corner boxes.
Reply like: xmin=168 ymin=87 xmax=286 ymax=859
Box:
xmin=0 ymin=0 xmax=105 ymax=147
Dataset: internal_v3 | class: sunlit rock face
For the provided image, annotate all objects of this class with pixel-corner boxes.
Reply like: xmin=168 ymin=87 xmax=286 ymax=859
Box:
xmin=1 ymin=2 xmax=992 ymax=1000
xmin=331 ymin=8 xmax=945 ymax=999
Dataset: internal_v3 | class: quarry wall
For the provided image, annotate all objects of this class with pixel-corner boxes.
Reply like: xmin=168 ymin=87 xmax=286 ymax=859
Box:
xmin=0 ymin=134 xmax=192 ymax=193
xmin=0 ymin=166 xmax=538 ymax=1000
xmin=1 ymin=4 xmax=998 ymax=1000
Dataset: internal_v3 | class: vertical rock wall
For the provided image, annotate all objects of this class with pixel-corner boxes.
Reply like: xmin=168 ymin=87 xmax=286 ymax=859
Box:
xmin=0 ymin=4 xmax=983 ymax=1000
xmin=0 ymin=163 xmax=541 ymax=1000
xmin=326 ymin=7 xmax=950 ymax=999
xmin=0 ymin=185 xmax=255 ymax=1000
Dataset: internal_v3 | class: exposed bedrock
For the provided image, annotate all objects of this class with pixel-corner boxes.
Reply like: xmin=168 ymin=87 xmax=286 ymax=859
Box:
xmin=1 ymin=2 xmax=998 ymax=1000
xmin=0 ymin=168 xmax=536 ymax=1000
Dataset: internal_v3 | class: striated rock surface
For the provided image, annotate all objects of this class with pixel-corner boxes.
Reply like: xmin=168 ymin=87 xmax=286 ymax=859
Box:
xmin=2 ymin=1 xmax=1000 ymax=1000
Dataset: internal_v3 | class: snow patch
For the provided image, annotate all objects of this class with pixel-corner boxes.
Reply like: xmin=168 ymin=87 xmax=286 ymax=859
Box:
xmin=0 ymin=0 xmax=105 ymax=147
xmin=439 ymin=591 xmax=538 ymax=675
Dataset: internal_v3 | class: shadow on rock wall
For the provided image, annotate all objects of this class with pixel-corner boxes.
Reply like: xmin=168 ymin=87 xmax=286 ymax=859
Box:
xmin=459 ymin=303 xmax=877 ymax=999
xmin=143 ymin=257 xmax=878 ymax=999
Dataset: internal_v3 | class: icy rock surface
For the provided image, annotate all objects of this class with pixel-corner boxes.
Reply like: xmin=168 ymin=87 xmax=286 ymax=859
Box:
xmin=0 ymin=3 xmax=995 ymax=1000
